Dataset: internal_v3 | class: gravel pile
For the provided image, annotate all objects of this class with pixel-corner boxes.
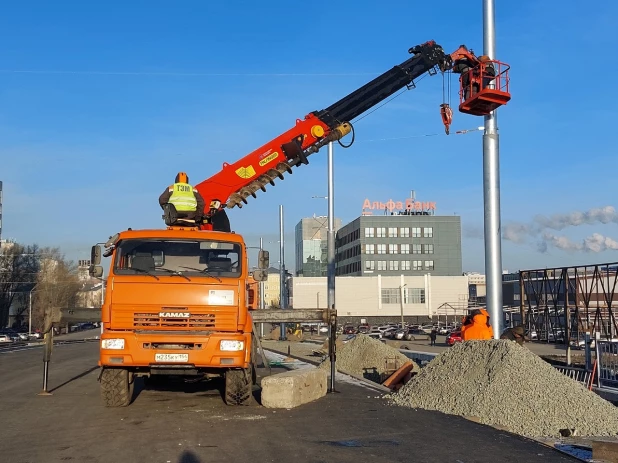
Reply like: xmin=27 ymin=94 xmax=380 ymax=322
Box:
xmin=320 ymin=334 xmax=418 ymax=382
xmin=388 ymin=340 xmax=618 ymax=438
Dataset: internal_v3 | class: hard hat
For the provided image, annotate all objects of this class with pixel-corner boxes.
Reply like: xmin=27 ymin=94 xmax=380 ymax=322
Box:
xmin=479 ymin=55 xmax=491 ymax=62
xmin=175 ymin=172 xmax=189 ymax=183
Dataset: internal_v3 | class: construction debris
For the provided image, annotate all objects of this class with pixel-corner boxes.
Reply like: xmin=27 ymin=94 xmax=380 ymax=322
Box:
xmin=388 ymin=340 xmax=618 ymax=438
xmin=319 ymin=334 xmax=419 ymax=383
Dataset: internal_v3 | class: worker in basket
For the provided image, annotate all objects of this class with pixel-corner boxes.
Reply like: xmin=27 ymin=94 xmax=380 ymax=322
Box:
xmin=159 ymin=172 xmax=206 ymax=223
xmin=461 ymin=308 xmax=493 ymax=341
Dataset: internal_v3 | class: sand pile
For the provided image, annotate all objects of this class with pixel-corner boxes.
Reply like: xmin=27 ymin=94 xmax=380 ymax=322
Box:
xmin=388 ymin=340 xmax=618 ymax=438
xmin=320 ymin=334 xmax=418 ymax=382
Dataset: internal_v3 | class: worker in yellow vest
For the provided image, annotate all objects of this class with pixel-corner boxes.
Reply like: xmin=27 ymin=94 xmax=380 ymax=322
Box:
xmin=159 ymin=172 xmax=205 ymax=222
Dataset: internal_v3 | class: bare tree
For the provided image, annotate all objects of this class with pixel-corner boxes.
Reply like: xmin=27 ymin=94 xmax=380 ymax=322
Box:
xmin=0 ymin=243 xmax=40 ymax=328
xmin=31 ymin=248 xmax=81 ymax=332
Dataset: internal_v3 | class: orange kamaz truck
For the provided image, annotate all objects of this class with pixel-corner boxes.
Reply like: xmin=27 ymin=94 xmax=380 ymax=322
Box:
xmin=91 ymin=227 xmax=267 ymax=406
xmin=89 ymin=40 xmax=510 ymax=407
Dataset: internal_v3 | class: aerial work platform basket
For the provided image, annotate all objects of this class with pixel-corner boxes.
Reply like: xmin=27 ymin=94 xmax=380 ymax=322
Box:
xmin=458 ymin=60 xmax=510 ymax=116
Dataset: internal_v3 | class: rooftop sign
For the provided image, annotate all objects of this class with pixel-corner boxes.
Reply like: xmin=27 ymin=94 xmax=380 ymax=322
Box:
xmin=362 ymin=198 xmax=436 ymax=213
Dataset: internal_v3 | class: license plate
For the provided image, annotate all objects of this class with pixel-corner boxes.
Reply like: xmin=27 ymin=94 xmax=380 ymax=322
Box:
xmin=155 ymin=353 xmax=189 ymax=362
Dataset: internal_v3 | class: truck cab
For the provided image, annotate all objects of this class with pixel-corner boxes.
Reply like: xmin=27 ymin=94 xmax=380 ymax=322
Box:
xmin=91 ymin=227 xmax=265 ymax=407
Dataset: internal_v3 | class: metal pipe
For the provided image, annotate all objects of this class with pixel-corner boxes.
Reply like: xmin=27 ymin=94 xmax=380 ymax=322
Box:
xmin=327 ymin=141 xmax=337 ymax=393
xmin=483 ymin=0 xmax=504 ymax=339
xmin=279 ymin=205 xmax=286 ymax=340
xmin=259 ymin=237 xmax=265 ymax=338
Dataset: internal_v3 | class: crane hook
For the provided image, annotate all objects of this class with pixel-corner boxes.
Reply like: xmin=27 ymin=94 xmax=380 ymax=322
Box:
xmin=440 ymin=103 xmax=453 ymax=135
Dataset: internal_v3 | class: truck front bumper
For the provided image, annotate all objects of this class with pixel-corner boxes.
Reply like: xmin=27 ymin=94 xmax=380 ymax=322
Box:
xmin=99 ymin=331 xmax=251 ymax=369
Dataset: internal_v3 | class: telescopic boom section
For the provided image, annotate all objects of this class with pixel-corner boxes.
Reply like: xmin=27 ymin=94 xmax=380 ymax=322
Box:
xmin=194 ymin=40 xmax=452 ymax=223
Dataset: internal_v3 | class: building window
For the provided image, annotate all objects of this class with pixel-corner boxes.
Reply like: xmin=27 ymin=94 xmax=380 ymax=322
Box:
xmin=409 ymin=288 xmax=426 ymax=304
xmin=365 ymin=260 xmax=375 ymax=271
xmin=401 ymin=260 xmax=411 ymax=271
xmin=412 ymin=244 xmax=422 ymax=254
xmin=376 ymin=227 xmax=386 ymax=238
xmin=365 ymin=244 xmax=375 ymax=254
xmin=413 ymin=260 xmax=422 ymax=270
xmin=412 ymin=227 xmax=421 ymax=238
xmin=423 ymin=244 xmax=434 ymax=254
xmin=389 ymin=260 xmax=399 ymax=271
xmin=388 ymin=244 xmax=398 ymax=254
xmin=425 ymin=260 xmax=434 ymax=270
xmin=400 ymin=244 xmax=410 ymax=254
xmin=381 ymin=288 xmax=401 ymax=304
xmin=377 ymin=244 xmax=387 ymax=254
xmin=364 ymin=227 xmax=374 ymax=238
xmin=423 ymin=227 xmax=433 ymax=238
xmin=400 ymin=227 xmax=410 ymax=238
xmin=388 ymin=227 xmax=398 ymax=237
xmin=377 ymin=260 xmax=387 ymax=271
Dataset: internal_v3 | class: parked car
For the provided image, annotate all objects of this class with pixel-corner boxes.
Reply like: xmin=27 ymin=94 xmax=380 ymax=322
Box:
xmin=342 ymin=325 xmax=356 ymax=334
xmin=0 ymin=334 xmax=13 ymax=343
xmin=357 ymin=325 xmax=370 ymax=334
xmin=446 ymin=330 xmax=463 ymax=346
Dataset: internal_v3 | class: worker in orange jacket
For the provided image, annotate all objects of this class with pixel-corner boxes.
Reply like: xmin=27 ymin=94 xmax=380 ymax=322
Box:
xmin=461 ymin=308 xmax=493 ymax=341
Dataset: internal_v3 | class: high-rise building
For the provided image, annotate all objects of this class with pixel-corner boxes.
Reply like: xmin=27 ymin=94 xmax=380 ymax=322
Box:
xmin=295 ymin=215 xmax=342 ymax=277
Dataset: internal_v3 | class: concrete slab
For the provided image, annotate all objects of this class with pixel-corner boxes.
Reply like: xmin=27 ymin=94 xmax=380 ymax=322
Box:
xmin=261 ymin=367 xmax=327 ymax=409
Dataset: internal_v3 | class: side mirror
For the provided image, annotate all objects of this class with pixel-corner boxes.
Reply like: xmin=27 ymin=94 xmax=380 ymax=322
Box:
xmin=252 ymin=269 xmax=268 ymax=282
xmin=91 ymin=245 xmax=102 ymax=265
xmin=89 ymin=265 xmax=104 ymax=278
xmin=258 ymin=250 xmax=269 ymax=269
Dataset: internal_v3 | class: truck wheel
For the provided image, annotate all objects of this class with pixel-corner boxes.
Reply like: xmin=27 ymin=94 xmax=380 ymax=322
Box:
xmin=224 ymin=367 xmax=253 ymax=405
xmin=100 ymin=368 xmax=133 ymax=407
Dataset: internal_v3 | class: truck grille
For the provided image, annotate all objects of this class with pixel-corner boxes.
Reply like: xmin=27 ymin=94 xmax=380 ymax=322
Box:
xmin=134 ymin=313 xmax=216 ymax=329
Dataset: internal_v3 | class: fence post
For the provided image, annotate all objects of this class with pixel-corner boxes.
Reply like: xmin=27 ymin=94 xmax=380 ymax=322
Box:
xmin=584 ymin=331 xmax=592 ymax=372
xmin=594 ymin=331 xmax=602 ymax=389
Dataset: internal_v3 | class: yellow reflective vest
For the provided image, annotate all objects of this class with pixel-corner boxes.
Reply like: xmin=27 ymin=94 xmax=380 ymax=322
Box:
xmin=168 ymin=182 xmax=198 ymax=212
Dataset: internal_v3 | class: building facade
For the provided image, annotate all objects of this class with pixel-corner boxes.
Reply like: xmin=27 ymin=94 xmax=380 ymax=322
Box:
xmin=335 ymin=214 xmax=462 ymax=277
xmin=295 ymin=215 xmax=342 ymax=277
xmin=291 ymin=274 xmax=469 ymax=325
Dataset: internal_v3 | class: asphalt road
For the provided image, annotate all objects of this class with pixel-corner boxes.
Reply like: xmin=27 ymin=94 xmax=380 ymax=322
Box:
xmin=0 ymin=343 xmax=580 ymax=463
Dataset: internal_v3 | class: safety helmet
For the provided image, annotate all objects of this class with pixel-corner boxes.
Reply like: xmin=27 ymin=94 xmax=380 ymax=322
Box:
xmin=478 ymin=55 xmax=491 ymax=62
xmin=175 ymin=172 xmax=189 ymax=183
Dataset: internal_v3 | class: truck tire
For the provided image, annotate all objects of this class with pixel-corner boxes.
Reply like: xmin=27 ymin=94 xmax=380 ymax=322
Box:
xmin=100 ymin=368 xmax=133 ymax=407
xmin=224 ymin=367 xmax=252 ymax=406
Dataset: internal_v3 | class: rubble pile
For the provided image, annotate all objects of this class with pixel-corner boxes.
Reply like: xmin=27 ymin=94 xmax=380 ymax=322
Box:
xmin=388 ymin=340 xmax=618 ymax=438
xmin=320 ymin=334 xmax=418 ymax=382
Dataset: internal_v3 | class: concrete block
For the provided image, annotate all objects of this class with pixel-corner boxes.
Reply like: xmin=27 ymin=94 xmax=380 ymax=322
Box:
xmin=261 ymin=368 xmax=327 ymax=409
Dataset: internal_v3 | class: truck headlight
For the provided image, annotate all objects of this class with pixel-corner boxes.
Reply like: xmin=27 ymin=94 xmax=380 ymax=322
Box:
xmin=101 ymin=339 xmax=125 ymax=350
xmin=220 ymin=340 xmax=244 ymax=351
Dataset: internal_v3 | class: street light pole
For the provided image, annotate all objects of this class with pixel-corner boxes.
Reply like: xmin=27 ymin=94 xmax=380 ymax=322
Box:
xmin=399 ymin=284 xmax=407 ymax=328
xmin=259 ymin=237 xmax=265 ymax=338
xmin=482 ymin=0 xmax=504 ymax=339
xmin=279 ymin=205 xmax=287 ymax=341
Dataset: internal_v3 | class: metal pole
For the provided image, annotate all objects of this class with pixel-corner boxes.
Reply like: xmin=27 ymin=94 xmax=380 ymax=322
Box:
xmin=327 ymin=141 xmax=337 ymax=393
xmin=259 ymin=237 xmax=265 ymax=338
xmin=399 ymin=284 xmax=406 ymax=328
xmin=483 ymin=0 xmax=503 ymax=339
xmin=279 ymin=205 xmax=286 ymax=341
xmin=29 ymin=290 xmax=33 ymax=336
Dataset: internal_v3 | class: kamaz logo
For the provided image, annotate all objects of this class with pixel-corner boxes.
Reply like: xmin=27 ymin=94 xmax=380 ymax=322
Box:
xmin=159 ymin=312 xmax=190 ymax=318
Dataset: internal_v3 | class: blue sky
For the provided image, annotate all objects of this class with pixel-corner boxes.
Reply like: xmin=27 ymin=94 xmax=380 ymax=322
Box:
xmin=1 ymin=0 xmax=617 ymax=273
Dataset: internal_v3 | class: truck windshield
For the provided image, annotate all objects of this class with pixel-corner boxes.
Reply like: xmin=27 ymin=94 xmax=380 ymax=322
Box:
xmin=113 ymin=239 xmax=242 ymax=278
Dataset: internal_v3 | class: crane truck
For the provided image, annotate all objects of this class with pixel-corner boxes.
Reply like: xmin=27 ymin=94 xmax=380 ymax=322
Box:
xmin=89 ymin=40 xmax=510 ymax=407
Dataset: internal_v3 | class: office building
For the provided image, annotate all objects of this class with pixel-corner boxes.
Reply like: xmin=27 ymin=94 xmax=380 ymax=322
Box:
xmin=295 ymin=215 xmax=342 ymax=277
xmin=335 ymin=211 xmax=462 ymax=277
